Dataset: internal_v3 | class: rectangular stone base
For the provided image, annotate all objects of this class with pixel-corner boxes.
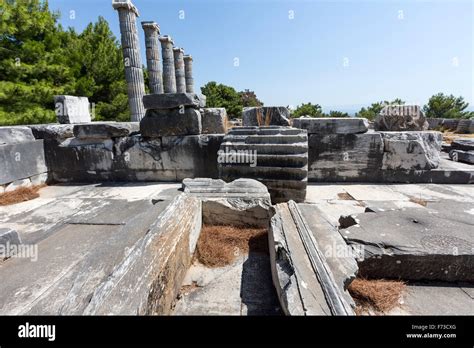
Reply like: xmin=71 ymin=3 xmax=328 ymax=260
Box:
xmin=140 ymin=108 xmax=202 ymax=137
xmin=143 ymin=93 xmax=206 ymax=109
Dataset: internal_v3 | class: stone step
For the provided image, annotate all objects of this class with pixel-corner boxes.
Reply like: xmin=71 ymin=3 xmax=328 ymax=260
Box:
xmin=220 ymin=142 xmax=308 ymax=155
xmin=268 ymin=188 xmax=307 ymax=204
xmin=222 ymin=134 xmax=308 ymax=145
xmin=260 ymin=178 xmax=308 ymax=190
xmin=219 ymin=165 xmax=308 ymax=181
xmin=228 ymin=128 xmax=305 ymax=136
xmin=217 ymin=152 xmax=308 ymax=168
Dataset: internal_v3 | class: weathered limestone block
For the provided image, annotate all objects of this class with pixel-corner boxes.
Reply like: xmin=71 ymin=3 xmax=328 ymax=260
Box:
xmin=374 ymin=105 xmax=428 ymax=131
xmin=201 ymin=108 xmax=227 ymax=134
xmin=340 ymin=209 xmax=474 ymax=282
xmin=28 ymin=124 xmax=74 ymax=141
xmin=140 ymin=108 xmax=202 ymax=137
xmin=449 ymin=150 xmax=474 ymax=165
xmin=242 ymin=107 xmax=291 ymax=127
xmin=0 ymin=127 xmax=35 ymax=145
xmin=381 ymin=131 xmax=442 ymax=170
xmin=54 ymin=95 xmax=91 ymax=124
xmin=441 ymin=119 xmax=460 ymax=131
xmin=308 ymin=132 xmax=384 ymax=181
xmin=73 ymin=122 xmax=139 ymax=139
xmin=183 ymin=178 xmax=270 ymax=200
xmin=427 ymin=118 xmax=443 ymax=130
xmin=455 ymin=119 xmax=473 ymax=134
xmin=0 ymin=228 xmax=22 ymax=249
xmin=83 ymin=194 xmax=201 ymax=314
xmin=142 ymin=93 xmax=206 ymax=110
xmin=0 ymin=141 xmax=48 ymax=185
xmin=293 ymin=117 xmax=369 ymax=134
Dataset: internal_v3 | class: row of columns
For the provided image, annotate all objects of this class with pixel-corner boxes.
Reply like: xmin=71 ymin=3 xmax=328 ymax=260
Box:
xmin=113 ymin=0 xmax=196 ymax=121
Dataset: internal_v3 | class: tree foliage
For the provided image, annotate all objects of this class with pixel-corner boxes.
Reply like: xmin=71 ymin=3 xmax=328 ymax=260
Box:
xmin=0 ymin=0 xmax=129 ymax=125
xmin=292 ymin=102 xmax=323 ymax=118
xmin=355 ymin=99 xmax=405 ymax=121
xmin=423 ymin=93 xmax=473 ymax=119
xmin=239 ymin=89 xmax=263 ymax=107
xmin=201 ymin=81 xmax=243 ymax=118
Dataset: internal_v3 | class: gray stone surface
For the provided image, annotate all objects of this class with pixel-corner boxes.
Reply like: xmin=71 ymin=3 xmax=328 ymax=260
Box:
xmin=449 ymin=149 xmax=474 ymax=164
xmin=173 ymin=47 xmax=186 ymax=93
xmin=140 ymin=108 xmax=202 ymax=137
xmin=143 ymin=93 xmax=206 ymax=110
xmin=308 ymin=132 xmax=384 ymax=182
xmin=28 ymin=124 xmax=74 ymax=141
xmin=54 ymin=95 xmax=91 ymax=124
xmin=5 ymin=179 xmax=32 ymax=192
xmin=293 ymin=117 xmax=369 ymax=135
xmin=455 ymin=119 xmax=473 ymax=134
xmin=201 ymin=108 xmax=227 ymax=134
xmin=451 ymin=139 xmax=474 ymax=152
xmin=381 ymin=131 xmax=443 ymax=170
xmin=0 ymin=127 xmax=35 ymax=145
xmin=183 ymin=55 xmax=194 ymax=93
xmin=73 ymin=122 xmax=139 ymax=139
xmin=242 ymin=107 xmax=291 ymax=127
xmin=0 ymin=228 xmax=22 ymax=249
xmin=340 ymin=208 xmax=474 ymax=282
xmin=0 ymin=141 xmax=48 ymax=185
xmin=374 ymin=105 xmax=428 ymax=131
xmin=141 ymin=21 xmax=163 ymax=94
xmin=159 ymin=35 xmax=177 ymax=93
xmin=183 ymin=178 xmax=270 ymax=200
xmin=113 ymin=1 xmax=146 ymax=121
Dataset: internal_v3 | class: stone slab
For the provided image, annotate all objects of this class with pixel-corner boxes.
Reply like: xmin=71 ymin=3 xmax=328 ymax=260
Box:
xmin=293 ymin=117 xmax=369 ymax=135
xmin=0 ymin=127 xmax=35 ymax=145
xmin=242 ymin=107 xmax=291 ymax=127
xmin=374 ymin=105 xmax=428 ymax=131
xmin=54 ymin=95 xmax=91 ymax=124
xmin=451 ymin=139 xmax=474 ymax=152
xmin=449 ymin=149 xmax=474 ymax=164
xmin=201 ymin=108 xmax=227 ymax=134
xmin=340 ymin=208 xmax=474 ymax=282
xmin=73 ymin=122 xmax=139 ymax=139
xmin=140 ymin=108 xmax=202 ymax=137
xmin=182 ymin=178 xmax=270 ymax=200
xmin=142 ymin=93 xmax=206 ymax=110
xmin=28 ymin=124 xmax=74 ymax=141
xmin=0 ymin=141 xmax=48 ymax=185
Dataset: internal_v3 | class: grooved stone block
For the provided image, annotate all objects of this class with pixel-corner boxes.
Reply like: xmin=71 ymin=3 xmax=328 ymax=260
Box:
xmin=242 ymin=107 xmax=291 ymax=127
xmin=73 ymin=122 xmax=139 ymax=139
xmin=293 ymin=117 xmax=369 ymax=135
xmin=143 ymin=93 xmax=206 ymax=110
xmin=140 ymin=108 xmax=202 ymax=137
xmin=201 ymin=108 xmax=227 ymax=134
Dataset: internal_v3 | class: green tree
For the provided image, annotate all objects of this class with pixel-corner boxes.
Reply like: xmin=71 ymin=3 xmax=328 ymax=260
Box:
xmin=325 ymin=110 xmax=349 ymax=118
xmin=292 ymin=102 xmax=323 ymax=118
xmin=239 ymin=89 xmax=263 ymax=107
xmin=201 ymin=81 xmax=242 ymax=118
xmin=355 ymin=99 xmax=405 ymax=121
xmin=423 ymin=93 xmax=473 ymax=119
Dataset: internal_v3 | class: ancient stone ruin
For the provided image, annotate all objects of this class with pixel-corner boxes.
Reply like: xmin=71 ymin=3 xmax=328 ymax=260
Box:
xmin=0 ymin=0 xmax=473 ymax=317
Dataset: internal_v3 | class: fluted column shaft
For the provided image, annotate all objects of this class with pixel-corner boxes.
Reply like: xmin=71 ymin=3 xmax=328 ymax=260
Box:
xmin=141 ymin=21 xmax=163 ymax=94
xmin=113 ymin=1 xmax=146 ymax=121
xmin=183 ymin=55 xmax=194 ymax=93
xmin=173 ymin=48 xmax=186 ymax=93
xmin=159 ymin=36 xmax=176 ymax=93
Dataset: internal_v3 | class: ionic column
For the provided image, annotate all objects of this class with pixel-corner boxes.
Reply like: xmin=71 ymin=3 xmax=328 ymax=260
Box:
xmin=159 ymin=35 xmax=176 ymax=93
xmin=173 ymin=47 xmax=186 ymax=93
xmin=183 ymin=55 xmax=195 ymax=93
xmin=112 ymin=1 xmax=146 ymax=121
xmin=141 ymin=21 xmax=163 ymax=94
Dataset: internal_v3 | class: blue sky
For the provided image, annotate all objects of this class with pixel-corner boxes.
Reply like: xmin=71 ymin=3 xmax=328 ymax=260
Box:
xmin=48 ymin=0 xmax=473 ymax=112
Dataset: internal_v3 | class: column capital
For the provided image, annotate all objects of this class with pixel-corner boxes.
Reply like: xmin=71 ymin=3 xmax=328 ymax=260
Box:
xmin=183 ymin=55 xmax=193 ymax=62
xmin=112 ymin=0 xmax=140 ymax=17
xmin=173 ymin=47 xmax=184 ymax=55
xmin=158 ymin=35 xmax=174 ymax=45
xmin=141 ymin=21 xmax=160 ymax=33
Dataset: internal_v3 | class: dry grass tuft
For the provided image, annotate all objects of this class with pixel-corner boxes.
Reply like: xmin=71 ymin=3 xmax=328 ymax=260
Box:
xmin=349 ymin=278 xmax=406 ymax=315
xmin=409 ymin=196 xmax=427 ymax=207
xmin=338 ymin=192 xmax=355 ymax=200
xmin=0 ymin=185 xmax=46 ymax=206
xmin=196 ymin=225 xmax=268 ymax=268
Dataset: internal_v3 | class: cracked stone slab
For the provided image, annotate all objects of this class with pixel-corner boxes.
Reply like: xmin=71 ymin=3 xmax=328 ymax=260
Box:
xmin=143 ymin=93 xmax=206 ymax=109
xmin=0 ymin=127 xmax=35 ymax=144
xmin=293 ymin=117 xmax=369 ymax=135
xmin=340 ymin=208 xmax=474 ymax=282
xmin=73 ymin=122 xmax=139 ymax=139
